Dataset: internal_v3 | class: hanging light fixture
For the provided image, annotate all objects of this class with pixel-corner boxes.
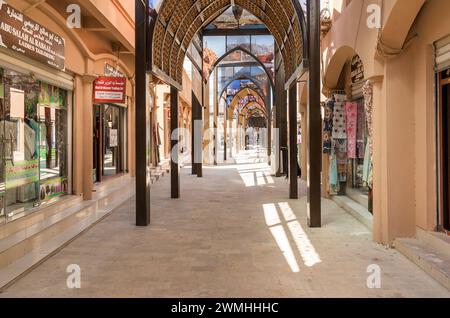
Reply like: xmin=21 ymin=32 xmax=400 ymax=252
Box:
xmin=232 ymin=5 xmax=243 ymax=28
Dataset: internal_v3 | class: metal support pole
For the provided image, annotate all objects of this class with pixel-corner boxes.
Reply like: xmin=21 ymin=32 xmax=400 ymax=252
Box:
xmin=192 ymin=91 xmax=203 ymax=177
xmin=307 ymin=0 xmax=322 ymax=227
xmin=135 ymin=0 xmax=150 ymax=226
xmin=288 ymin=83 xmax=298 ymax=199
xmin=170 ymin=86 xmax=180 ymax=198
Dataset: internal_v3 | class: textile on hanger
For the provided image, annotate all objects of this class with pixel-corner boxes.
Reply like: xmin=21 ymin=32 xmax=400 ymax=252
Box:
xmin=356 ymin=100 xmax=365 ymax=159
xmin=332 ymin=102 xmax=347 ymax=139
xmin=363 ymin=81 xmax=374 ymax=188
xmin=323 ymin=99 xmax=334 ymax=153
xmin=345 ymin=102 xmax=358 ymax=159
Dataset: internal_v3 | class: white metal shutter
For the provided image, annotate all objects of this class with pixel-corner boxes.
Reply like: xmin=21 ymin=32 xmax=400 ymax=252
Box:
xmin=435 ymin=35 xmax=450 ymax=72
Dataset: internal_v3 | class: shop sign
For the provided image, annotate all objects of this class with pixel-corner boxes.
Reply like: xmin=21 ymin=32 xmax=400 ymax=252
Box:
xmin=104 ymin=63 xmax=125 ymax=78
xmin=351 ymin=55 xmax=364 ymax=84
xmin=5 ymin=159 xmax=39 ymax=189
xmin=93 ymin=77 xmax=126 ymax=104
xmin=0 ymin=1 xmax=65 ymax=70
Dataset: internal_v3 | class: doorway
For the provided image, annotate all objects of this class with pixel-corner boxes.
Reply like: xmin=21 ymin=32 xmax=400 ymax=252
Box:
xmin=93 ymin=104 xmax=125 ymax=183
xmin=440 ymin=69 xmax=450 ymax=232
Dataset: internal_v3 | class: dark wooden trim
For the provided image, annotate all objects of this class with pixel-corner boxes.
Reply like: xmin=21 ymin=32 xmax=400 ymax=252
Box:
xmin=288 ymin=83 xmax=298 ymax=199
xmin=210 ymin=46 xmax=275 ymax=89
xmin=276 ymin=60 xmax=288 ymax=177
xmin=171 ymin=86 xmax=180 ymax=198
xmin=191 ymin=90 xmax=198 ymax=176
xmin=135 ymin=0 xmax=151 ymax=226
xmin=306 ymin=0 xmax=322 ymax=228
xmin=202 ymin=28 xmax=271 ymax=36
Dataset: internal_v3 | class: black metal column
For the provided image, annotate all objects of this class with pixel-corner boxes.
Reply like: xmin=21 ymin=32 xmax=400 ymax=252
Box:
xmin=135 ymin=0 xmax=150 ymax=226
xmin=192 ymin=91 xmax=203 ymax=177
xmin=171 ymin=86 xmax=180 ymax=198
xmin=288 ymin=83 xmax=298 ymax=199
xmin=277 ymin=62 xmax=288 ymax=177
xmin=191 ymin=90 xmax=198 ymax=176
xmin=307 ymin=0 xmax=322 ymax=227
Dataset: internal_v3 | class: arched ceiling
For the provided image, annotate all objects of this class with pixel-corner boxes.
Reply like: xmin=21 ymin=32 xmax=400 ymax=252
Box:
xmin=152 ymin=0 xmax=305 ymax=86
xmin=209 ymin=46 xmax=274 ymax=88
xmin=229 ymin=88 xmax=266 ymax=112
xmin=241 ymin=101 xmax=267 ymax=117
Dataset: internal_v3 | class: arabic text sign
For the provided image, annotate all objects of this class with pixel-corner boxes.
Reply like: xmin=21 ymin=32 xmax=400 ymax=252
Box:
xmin=0 ymin=1 xmax=65 ymax=70
xmin=93 ymin=77 xmax=127 ymax=104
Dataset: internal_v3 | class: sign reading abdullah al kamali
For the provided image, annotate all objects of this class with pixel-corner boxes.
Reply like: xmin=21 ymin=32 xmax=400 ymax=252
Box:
xmin=0 ymin=0 xmax=65 ymax=71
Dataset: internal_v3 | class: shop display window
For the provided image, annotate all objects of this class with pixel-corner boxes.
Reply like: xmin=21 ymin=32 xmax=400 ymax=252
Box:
xmin=0 ymin=67 xmax=69 ymax=223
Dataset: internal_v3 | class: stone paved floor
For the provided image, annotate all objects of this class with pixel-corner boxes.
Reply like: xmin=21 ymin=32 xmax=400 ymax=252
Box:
xmin=1 ymin=148 xmax=449 ymax=298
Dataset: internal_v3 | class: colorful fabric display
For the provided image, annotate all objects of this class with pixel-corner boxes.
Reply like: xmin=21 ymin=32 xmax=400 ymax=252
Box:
xmin=332 ymin=102 xmax=347 ymax=139
xmin=345 ymin=102 xmax=358 ymax=159
xmin=363 ymin=81 xmax=374 ymax=188
xmin=334 ymin=94 xmax=346 ymax=103
xmin=329 ymin=154 xmax=339 ymax=188
xmin=334 ymin=139 xmax=348 ymax=183
xmin=356 ymin=100 xmax=366 ymax=159
xmin=323 ymin=99 xmax=334 ymax=154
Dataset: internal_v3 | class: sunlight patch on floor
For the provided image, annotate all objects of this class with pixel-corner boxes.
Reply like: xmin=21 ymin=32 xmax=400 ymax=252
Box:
xmin=263 ymin=202 xmax=322 ymax=272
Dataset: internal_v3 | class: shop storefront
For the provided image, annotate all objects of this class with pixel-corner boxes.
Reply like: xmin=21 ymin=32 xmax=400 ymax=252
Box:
xmin=436 ymin=35 xmax=450 ymax=233
xmin=322 ymin=54 xmax=372 ymax=212
xmin=0 ymin=2 xmax=71 ymax=223
xmin=92 ymin=76 xmax=128 ymax=182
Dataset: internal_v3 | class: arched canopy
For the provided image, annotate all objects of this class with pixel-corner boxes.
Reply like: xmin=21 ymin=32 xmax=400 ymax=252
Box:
xmin=209 ymin=46 xmax=275 ymax=88
xmin=241 ymin=101 xmax=267 ymax=118
xmin=152 ymin=0 xmax=306 ymax=87
xmin=228 ymin=87 xmax=265 ymax=112
xmin=218 ymin=66 xmax=271 ymax=97
xmin=219 ymin=76 xmax=266 ymax=101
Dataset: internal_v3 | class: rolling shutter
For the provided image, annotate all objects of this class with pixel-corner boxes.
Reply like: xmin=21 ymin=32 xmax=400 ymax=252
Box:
xmin=435 ymin=35 xmax=450 ymax=72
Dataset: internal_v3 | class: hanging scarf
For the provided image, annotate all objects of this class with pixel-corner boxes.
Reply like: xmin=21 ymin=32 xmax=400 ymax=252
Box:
xmin=363 ymin=81 xmax=374 ymax=188
xmin=345 ymin=102 xmax=358 ymax=159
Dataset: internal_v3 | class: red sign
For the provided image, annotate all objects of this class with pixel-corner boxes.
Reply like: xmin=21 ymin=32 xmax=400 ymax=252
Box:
xmin=93 ymin=77 xmax=126 ymax=104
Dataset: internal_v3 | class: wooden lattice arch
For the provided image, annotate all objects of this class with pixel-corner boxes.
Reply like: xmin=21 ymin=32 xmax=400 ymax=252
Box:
xmin=152 ymin=0 xmax=306 ymax=86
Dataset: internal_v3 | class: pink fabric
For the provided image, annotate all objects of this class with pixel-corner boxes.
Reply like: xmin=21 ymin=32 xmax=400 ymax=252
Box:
xmin=345 ymin=102 xmax=358 ymax=159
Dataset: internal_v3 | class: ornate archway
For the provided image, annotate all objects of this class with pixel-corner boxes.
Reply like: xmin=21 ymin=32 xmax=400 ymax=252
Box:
xmin=151 ymin=0 xmax=306 ymax=87
xmin=135 ymin=0 xmax=322 ymax=228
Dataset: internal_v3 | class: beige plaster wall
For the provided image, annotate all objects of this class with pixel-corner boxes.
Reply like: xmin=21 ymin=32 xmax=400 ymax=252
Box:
xmin=321 ymin=0 xmax=449 ymax=244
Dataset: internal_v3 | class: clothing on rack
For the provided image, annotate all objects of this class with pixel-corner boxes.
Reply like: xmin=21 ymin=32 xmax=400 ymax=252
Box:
xmin=345 ymin=102 xmax=358 ymax=159
xmin=362 ymin=141 xmax=372 ymax=186
xmin=356 ymin=100 xmax=366 ymax=159
xmin=323 ymin=99 xmax=334 ymax=154
xmin=363 ymin=81 xmax=374 ymax=188
xmin=332 ymin=102 xmax=347 ymax=139
xmin=335 ymin=139 xmax=347 ymax=182
xmin=329 ymin=153 xmax=339 ymax=190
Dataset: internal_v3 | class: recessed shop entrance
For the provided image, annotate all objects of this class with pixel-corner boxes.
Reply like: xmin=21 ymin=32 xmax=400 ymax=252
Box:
xmin=439 ymin=69 xmax=450 ymax=233
xmin=93 ymin=104 xmax=126 ymax=183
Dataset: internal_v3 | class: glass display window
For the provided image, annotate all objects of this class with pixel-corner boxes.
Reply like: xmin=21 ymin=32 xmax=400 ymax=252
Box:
xmin=0 ymin=67 xmax=69 ymax=223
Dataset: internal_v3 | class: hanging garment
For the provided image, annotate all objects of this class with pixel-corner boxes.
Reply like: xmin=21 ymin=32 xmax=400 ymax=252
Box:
xmin=334 ymin=139 xmax=348 ymax=183
xmin=334 ymin=94 xmax=346 ymax=103
xmin=362 ymin=141 xmax=371 ymax=185
xmin=329 ymin=154 xmax=339 ymax=188
xmin=356 ymin=100 xmax=366 ymax=159
xmin=363 ymin=81 xmax=374 ymax=158
xmin=363 ymin=81 xmax=374 ymax=188
xmin=345 ymin=102 xmax=358 ymax=159
xmin=332 ymin=102 xmax=347 ymax=139
xmin=323 ymin=99 xmax=334 ymax=154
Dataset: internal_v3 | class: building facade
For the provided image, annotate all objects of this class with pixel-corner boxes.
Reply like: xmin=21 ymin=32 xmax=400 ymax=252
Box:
xmin=0 ymin=0 xmax=136 ymax=287
xmin=320 ymin=0 xmax=450 ymax=245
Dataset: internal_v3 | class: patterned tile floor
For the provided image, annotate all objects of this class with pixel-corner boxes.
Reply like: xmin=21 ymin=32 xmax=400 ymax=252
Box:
xmin=1 ymin=148 xmax=449 ymax=297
